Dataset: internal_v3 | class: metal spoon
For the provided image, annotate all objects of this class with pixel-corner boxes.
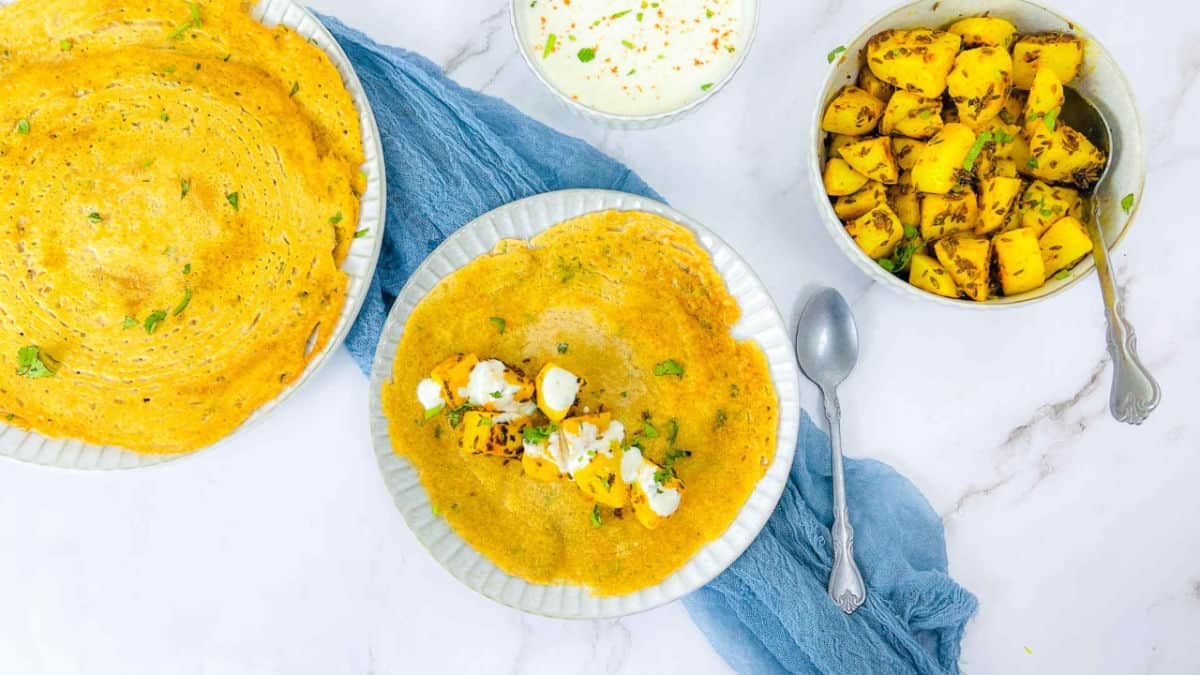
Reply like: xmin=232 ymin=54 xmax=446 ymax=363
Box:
xmin=795 ymin=287 xmax=866 ymax=614
xmin=1060 ymin=88 xmax=1161 ymax=424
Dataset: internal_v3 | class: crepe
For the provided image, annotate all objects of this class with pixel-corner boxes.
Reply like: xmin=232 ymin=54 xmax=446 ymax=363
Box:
xmin=382 ymin=211 xmax=778 ymax=595
xmin=0 ymin=0 xmax=364 ymax=453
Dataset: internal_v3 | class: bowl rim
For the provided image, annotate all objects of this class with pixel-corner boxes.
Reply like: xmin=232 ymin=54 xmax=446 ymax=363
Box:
xmin=508 ymin=0 xmax=761 ymax=125
xmin=367 ymin=188 xmax=803 ymax=618
xmin=808 ymin=0 xmax=1147 ymax=309
xmin=0 ymin=0 xmax=386 ymax=469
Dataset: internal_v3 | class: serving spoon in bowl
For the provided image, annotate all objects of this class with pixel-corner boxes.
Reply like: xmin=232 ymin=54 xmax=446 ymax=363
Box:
xmin=795 ymin=288 xmax=866 ymax=614
xmin=1060 ymin=87 xmax=1161 ymax=424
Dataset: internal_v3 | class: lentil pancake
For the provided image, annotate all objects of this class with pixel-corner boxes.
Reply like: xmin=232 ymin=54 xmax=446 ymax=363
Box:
xmin=0 ymin=0 xmax=364 ymax=453
xmin=381 ymin=211 xmax=778 ymax=595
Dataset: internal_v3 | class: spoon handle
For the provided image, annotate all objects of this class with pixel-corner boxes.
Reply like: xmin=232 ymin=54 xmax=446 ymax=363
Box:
xmin=822 ymin=387 xmax=866 ymax=614
xmin=1085 ymin=218 xmax=1161 ymax=424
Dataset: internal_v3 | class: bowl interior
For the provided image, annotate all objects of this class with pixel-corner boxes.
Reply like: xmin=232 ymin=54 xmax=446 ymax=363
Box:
xmin=810 ymin=0 xmax=1145 ymax=308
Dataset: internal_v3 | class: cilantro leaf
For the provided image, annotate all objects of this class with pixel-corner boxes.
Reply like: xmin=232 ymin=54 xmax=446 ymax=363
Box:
xmin=15 ymin=346 xmax=53 ymax=378
xmin=1121 ymin=193 xmax=1135 ymax=214
xmin=143 ymin=310 xmax=168 ymax=334
xmin=577 ymin=47 xmax=596 ymax=63
xmin=826 ymin=45 xmax=846 ymax=63
xmin=653 ymin=359 xmax=684 ymax=377
xmin=489 ymin=317 xmax=506 ymax=334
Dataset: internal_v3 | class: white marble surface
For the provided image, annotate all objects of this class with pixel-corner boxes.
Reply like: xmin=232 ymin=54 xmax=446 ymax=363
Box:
xmin=1 ymin=0 xmax=1197 ymax=673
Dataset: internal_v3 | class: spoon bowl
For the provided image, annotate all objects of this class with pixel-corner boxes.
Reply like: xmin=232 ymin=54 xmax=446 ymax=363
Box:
xmin=795 ymin=289 xmax=859 ymax=391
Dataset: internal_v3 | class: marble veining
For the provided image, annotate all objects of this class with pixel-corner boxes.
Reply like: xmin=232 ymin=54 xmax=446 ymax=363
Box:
xmin=0 ymin=1 xmax=1196 ymax=674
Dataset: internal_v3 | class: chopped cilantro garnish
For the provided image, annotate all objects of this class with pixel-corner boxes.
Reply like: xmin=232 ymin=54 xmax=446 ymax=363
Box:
xmin=962 ymin=131 xmax=993 ymax=171
xmin=903 ymin=225 xmax=919 ymax=239
xmin=715 ymin=409 xmax=728 ymax=428
xmin=591 ymin=504 xmax=602 ymax=528
xmin=879 ymin=258 xmax=896 ymax=272
xmin=1026 ymin=156 xmax=1039 ymax=169
xmin=183 ymin=263 xmax=191 ymax=275
xmin=522 ymin=423 xmax=557 ymax=444
xmin=653 ymin=467 xmax=671 ymax=485
xmin=827 ymin=46 xmax=846 ymax=63
xmin=15 ymin=345 xmax=53 ymax=379
xmin=577 ymin=47 xmax=596 ymax=63
xmin=143 ymin=310 xmax=167 ymax=334
xmin=122 ymin=316 xmax=138 ymax=330
xmin=1042 ymin=108 xmax=1059 ymax=131
xmin=1053 ymin=269 xmax=1070 ymax=281
xmin=446 ymin=404 xmax=474 ymax=429
xmin=353 ymin=228 xmax=369 ymax=239
xmin=431 ymin=504 xmax=441 ymax=517
xmin=15 ymin=119 xmax=30 ymax=135
xmin=1121 ymin=193 xmax=1135 ymax=214
xmin=181 ymin=179 xmax=191 ymax=199
xmin=653 ymin=359 xmax=684 ymax=377
xmin=226 ymin=192 xmax=239 ymax=211
xmin=172 ymin=287 xmax=192 ymax=316
xmin=642 ymin=420 xmax=659 ymax=438
xmin=666 ymin=418 xmax=679 ymax=444
xmin=60 ymin=40 xmax=73 ymax=51
xmin=330 ymin=211 xmax=343 ymax=225
xmin=621 ymin=39 xmax=635 ymax=49
xmin=289 ymin=81 xmax=300 ymax=97
xmin=730 ymin=384 xmax=739 ymax=398
xmin=700 ymin=82 xmax=713 ymax=91
xmin=626 ymin=68 xmax=636 ymax=76
xmin=557 ymin=342 xmax=569 ymax=354
xmin=543 ymin=33 xmax=556 ymax=59
xmin=168 ymin=3 xmax=201 ymax=40
xmin=664 ymin=447 xmax=692 ymax=468
xmin=489 ymin=390 xmax=503 ymax=399
xmin=706 ymin=8 xmax=714 ymax=18
xmin=421 ymin=403 xmax=445 ymax=421
xmin=611 ymin=9 xmax=632 ymax=19
xmin=918 ymin=109 xmax=933 ymax=120
xmin=636 ymin=12 xmax=644 ymax=21
xmin=88 ymin=212 xmax=102 ymax=224
xmin=489 ymin=317 xmax=506 ymax=334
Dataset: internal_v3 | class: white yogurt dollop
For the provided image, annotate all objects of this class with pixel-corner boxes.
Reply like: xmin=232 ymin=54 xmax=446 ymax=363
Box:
xmin=540 ymin=366 xmax=580 ymax=412
xmin=518 ymin=0 xmax=748 ymax=116
xmin=416 ymin=378 xmax=445 ymax=411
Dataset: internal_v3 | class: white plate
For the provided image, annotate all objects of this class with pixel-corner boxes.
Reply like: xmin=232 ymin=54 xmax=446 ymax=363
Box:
xmin=368 ymin=189 xmax=802 ymax=618
xmin=0 ymin=0 xmax=386 ymax=469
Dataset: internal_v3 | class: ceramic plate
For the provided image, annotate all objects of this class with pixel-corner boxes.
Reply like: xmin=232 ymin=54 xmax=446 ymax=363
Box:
xmin=0 ymin=0 xmax=386 ymax=469
xmin=368 ymin=189 xmax=801 ymax=618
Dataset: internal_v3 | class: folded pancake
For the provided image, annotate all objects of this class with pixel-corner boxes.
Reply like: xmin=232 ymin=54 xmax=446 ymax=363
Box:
xmin=0 ymin=0 xmax=364 ymax=453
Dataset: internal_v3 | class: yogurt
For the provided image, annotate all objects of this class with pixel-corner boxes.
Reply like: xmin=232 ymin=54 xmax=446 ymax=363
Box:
xmin=518 ymin=0 xmax=749 ymax=116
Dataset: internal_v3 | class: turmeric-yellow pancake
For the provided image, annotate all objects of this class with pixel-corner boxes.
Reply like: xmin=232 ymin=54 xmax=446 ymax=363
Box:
xmin=382 ymin=212 xmax=778 ymax=595
xmin=0 ymin=0 xmax=364 ymax=453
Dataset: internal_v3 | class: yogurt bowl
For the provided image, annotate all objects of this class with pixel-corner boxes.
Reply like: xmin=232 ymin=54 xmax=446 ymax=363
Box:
xmin=511 ymin=0 xmax=759 ymax=129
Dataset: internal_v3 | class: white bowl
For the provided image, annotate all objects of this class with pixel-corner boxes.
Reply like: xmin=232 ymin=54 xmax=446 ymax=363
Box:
xmin=367 ymin=189 xmax=803 ymax=618
xmin=510 ymin=0 xmax=760 ymax=130
xmin=809 ymin=0 xmax=1146 ymax=308
xmin=0 ymin=0 xmax=386 ymax=469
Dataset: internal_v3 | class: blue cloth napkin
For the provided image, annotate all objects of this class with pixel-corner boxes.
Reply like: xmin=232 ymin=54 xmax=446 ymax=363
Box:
xmin=322 ymin=15 xmax=977 ymax=674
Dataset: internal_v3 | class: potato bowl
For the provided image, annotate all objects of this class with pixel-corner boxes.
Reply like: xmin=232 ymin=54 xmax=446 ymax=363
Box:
xmin=809 ymin=0 xmax=1146 ymax=307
